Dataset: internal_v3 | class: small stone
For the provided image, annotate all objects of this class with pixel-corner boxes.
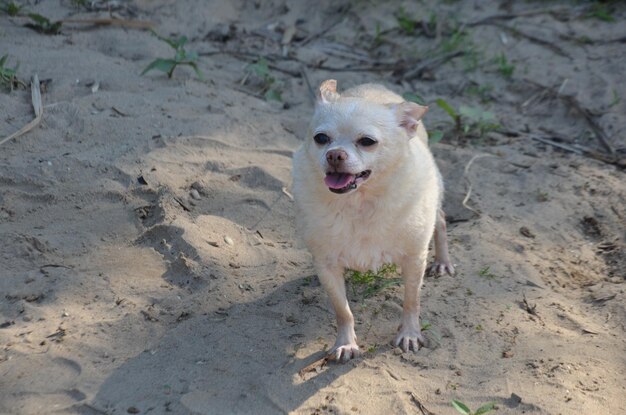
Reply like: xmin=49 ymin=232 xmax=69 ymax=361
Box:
xmin=23 ymin=315 xmax=32 ymax=322
xmin=224 ymin=236 xmax=234 ymax=246
xmin=190 ymin=189 xmax=201 ymax=200
xmin=127 ymin=407 xmax=140 ymax=414
xmin=519 ymin=226 xmax=535 ymax=239
xmin=62 ymin=311 xmax=70 ymax=317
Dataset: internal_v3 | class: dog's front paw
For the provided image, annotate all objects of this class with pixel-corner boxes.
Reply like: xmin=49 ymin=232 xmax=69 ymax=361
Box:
xmin=328 ymin=342 xmax=360 ymax=362
xmin=394 ymin=328 xmax=425 ymax=352
xmin=430 ymin=260 xmax=455 ymax=276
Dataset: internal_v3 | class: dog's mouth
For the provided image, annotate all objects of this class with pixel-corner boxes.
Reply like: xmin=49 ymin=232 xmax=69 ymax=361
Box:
xmin=324 ymin=170 xmax=371 ymax=194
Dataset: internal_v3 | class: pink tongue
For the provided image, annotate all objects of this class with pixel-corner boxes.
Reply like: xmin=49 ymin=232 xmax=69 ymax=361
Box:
xmin=324 ymin=173 xmax=355 ymax=189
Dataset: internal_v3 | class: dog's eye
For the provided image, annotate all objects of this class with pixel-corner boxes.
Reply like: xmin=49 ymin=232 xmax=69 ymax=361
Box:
xmin=357 ymin=137 xmax=377 ymax=147
xmin=314 ymin=133 xmax=331 ymax=145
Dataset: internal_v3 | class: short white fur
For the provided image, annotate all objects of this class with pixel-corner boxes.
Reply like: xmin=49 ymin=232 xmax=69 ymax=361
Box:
xmin=292 ymin=80 xmax=454 ymax=361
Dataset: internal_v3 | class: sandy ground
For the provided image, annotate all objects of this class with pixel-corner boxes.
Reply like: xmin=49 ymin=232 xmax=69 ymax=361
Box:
xmin=1 ymin=0 xmax=625 ymax=414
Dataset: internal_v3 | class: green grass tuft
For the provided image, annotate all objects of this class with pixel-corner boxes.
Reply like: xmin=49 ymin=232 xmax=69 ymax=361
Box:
xmin=345 ymin=263 xmax=401 ymax=298
xmin=586 ymin=3 xmax=615 ymax=22
xmin=0 ymin=54 xmax=23 ymax=91
xmin=25 ymin=13 xmax=63 ymax=34
xmin=1 ymin=0 xmax=23 ymax=16
xmin=452 ymin=400 xmax=496 ymax=415
xmin=244 ymin=57 xmax=283 ymax=102
xmin=142 ymin=31 xmax=204 ymax=80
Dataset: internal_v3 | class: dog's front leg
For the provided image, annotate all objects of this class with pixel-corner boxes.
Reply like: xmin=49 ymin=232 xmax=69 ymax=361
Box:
xmin=395 ymin=254 xmax=427 ymax=352
xmin=317 ymin=264 xmax=359 ymax=362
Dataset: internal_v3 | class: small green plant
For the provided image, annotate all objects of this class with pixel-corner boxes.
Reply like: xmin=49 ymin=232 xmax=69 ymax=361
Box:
xmin=464 ymin=84 xmax=493 ymax=103
xmin=436 ymin=99 xmax=499 ymax=139
xmin=426 ymin=12 xmax=438 ymax=34
xmin=396 ymin=7 xmax=416 ymax=34
xmin=345 ymin=263 xmax=401 ymax=298
xmin=1 ymin=0 xmax=23 ymax=16
xmin=402 ymin=91 xmax=426 ymax=105
xmin=441 ymin=27 xmax=468 ymax=53
xmin=0 ymin=55 xmax=23 ymax=91
xmin=244 ymin=57 xmax=282 ymax=101
xmin=435 ymin=23 xmax=482 ymax=72
xmin=403 ymin=92 xmax=444 ymax=144
xmin=586 ymin=3 xmax=615 ymax=22
xmin=608 ymin=89 xmax=621 ymax=108
xmin=372 ymin=22 xmax=383 ymax=47
xmin=494 ymin=53 xmax=515 ymax=78
xmin=436 ymin=99 xmax=459 ymax=128
xmin=478 ymin=266 xmax=497 ymax=280
xmin=452 ymin=400 xmax=496 ymax=415
xmin=462 ymin=49 xmax=481 ymax=72
xmin=25 ymin=13 xmax=62 ymax=34
xmin=457 ymin=105 xmax=498 ymax=136
xmin=536 ymin=189 xmax=549 ymax=202
xmin=142 ymin=31 xmax=203 ymax=80
xmin=572 ymin=35 xmax=593 ymax=45
xmin=428 ymin=131 xmax=444 ymax=145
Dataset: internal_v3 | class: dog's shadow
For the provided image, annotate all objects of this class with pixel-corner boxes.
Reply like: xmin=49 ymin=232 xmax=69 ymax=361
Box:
xmin=90 ymin=277 xmax=354 ymax=414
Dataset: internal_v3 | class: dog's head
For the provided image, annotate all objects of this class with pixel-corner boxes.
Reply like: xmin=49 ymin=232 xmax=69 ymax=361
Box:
xmin=305 ymin=80 xmax=428 ymax=195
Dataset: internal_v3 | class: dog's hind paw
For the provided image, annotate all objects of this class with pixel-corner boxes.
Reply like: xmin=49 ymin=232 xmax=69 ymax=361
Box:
xmin=328 ymin=343 xmax=360 ymax=363
xmin=394 ymin=329 xmax=425 ymax=352
xmin=430 ymin=260 xmax=455 ymax=276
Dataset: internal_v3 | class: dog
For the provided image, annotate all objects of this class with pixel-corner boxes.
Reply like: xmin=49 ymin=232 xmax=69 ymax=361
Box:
xmin=291 ymin=80 xmax=454 ymax=361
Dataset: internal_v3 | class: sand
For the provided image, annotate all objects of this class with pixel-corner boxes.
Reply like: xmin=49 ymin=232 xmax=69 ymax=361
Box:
xmin=1 ymin=0 xmax=625 ymax=414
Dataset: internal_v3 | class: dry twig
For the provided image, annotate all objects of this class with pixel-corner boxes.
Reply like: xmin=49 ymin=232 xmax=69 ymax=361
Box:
xmin=61 ymin=18 xmax=154 ymax=29
xmin=522 ymin=294 xmax=541 ymax=319
xmin=1 ymin=75 xmax=43 ymax=147
xmin=298 ymin=355 xmax=330 ymax=378
xmin=488 ymin=22 xmax=571 ymax=59
xmin=560 ymin=94 xmax=615 ymax=155
xmin=408 ymin=392 xmax=436 ymax=415
xmin=467 ymin=8 xmax=571 ymax=26
xmin=400 ymin=50 xmax=465 ymax=81
xmin=462 ymin=154 xmax=498 ymax=216
xmin=299 ymin=65 xmax=316 ymax=105
xmin=298 ymin=5 xmax=351 ymax=46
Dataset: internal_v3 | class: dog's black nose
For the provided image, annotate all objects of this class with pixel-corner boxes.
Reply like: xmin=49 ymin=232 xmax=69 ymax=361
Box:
xmin=326 ymin=149 xmax=348 ymax=167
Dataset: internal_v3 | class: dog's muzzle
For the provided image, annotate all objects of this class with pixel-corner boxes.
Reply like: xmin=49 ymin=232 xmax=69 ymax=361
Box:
xmin=324 ymin=170 xmax=371 ymax=194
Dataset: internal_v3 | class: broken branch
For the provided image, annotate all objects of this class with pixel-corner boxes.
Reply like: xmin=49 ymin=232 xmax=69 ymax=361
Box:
xmin=1 ymin=74 xmax=43 ymax=147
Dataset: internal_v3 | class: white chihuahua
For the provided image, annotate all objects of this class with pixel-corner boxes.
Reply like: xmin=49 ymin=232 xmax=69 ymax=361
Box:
xmin=292 ymin=80 xmax=454 ymax=362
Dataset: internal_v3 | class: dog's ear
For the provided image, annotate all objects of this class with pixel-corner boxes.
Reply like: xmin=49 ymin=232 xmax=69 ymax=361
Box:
xmin=319 ymin=79 xmax=340 ymax=103
xmin=394 ymin=102 xmax=428 ymax=137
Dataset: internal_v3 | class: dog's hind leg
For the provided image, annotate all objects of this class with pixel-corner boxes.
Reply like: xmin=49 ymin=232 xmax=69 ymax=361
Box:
xmin=431 ymin=208 xmax=455 ymax=276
